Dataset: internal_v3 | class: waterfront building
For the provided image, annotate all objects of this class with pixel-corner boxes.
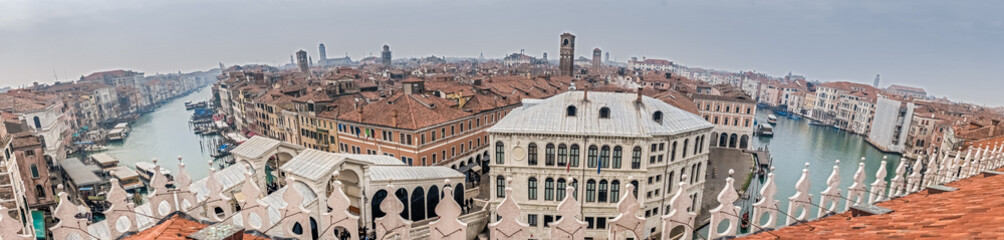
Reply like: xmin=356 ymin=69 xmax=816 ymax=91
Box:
xmin=0 ymin=122 xmax=35 ymax=236
xmin=0 ymin=90 xmax=71 ymax=162
xmin=488 ymin=90 xmax=713 ymax=239
xmin=11 ymin=133 xmax=55 ymax=210
xmin=692 ymin=84 xmax=757 ymax=149
xmin=885 ymin=84 xmax=927 ymax=99
xmin=628 ymin=58 xmax=674 ymax=72
xmin=867 ymin=96 xmax=916 ymax=153
xmin=811 ymin=81 xmax=880 ymax=133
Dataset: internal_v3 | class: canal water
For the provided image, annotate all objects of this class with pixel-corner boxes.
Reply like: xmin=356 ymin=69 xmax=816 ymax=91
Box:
xmin=745 ymin=110 xmax=902 ymax=226
xmin=699 ymin=110 xmax=904 ymax=237
xmin=102 ymin=86 xmax=220 ymax=180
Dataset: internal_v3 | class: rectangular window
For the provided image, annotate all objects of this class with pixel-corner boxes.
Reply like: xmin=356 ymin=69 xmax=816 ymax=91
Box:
xmin=528 ymin=214 xmax=537 ymax=227
xmin=596 ymin=217 xmax=607 ymax=229
xmin=586 ymin=217 xmax=595 ymax=229
xmin=420 ymin=134 xmax=425 ymax=145
xmin=544 ymin=215 xmax=554 ymax=227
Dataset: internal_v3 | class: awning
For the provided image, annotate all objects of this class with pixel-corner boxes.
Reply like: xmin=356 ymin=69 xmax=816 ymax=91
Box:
xmin=471 ymin=165 xmax=482 ymax=172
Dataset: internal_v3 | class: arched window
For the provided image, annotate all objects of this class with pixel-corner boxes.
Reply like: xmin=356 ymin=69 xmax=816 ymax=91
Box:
xmin=35 ymin=185 xmax=45 ymax=198
xmin=556 ymin=178 xmax=567 ymax=200
xmin=610 ymin=180 xmax=620 ymax=202
xmin=598 ymin=180 xmax=608 ymax=202
xmin=371 ymin=190 xmax=388 ymax=227
xmin=666 ymin=172 xmax=674 ymax=195
xmin=671 ymin=141 xmax=678 ymax=161
xmin=690 ymin=164 xmax=697 ymax=184
xmin=528 ymin=143 xmax=538 ymax=165
xmin=630 ymin=180 xmax=640 ymax=198
xmin=631 ymin=146 xmax=642 ymax=169
xmin=586 ymin=180 xmax=596 ymax=202
xmin=496 ymin=176 xmax=506 ymax=197
xmin=725 ymin=106 xmax=730 ymax=113
xmin=612 ymin=146 xmax=623 ymax=169
xmin=682 ymin=139 xmax=689 ymax=159
xmin=427 ymin=185 xmax=440 ymax=218
xmin=729 ymin=134 xmax=738 ymax=148
xmin=33 ymin=116 xmax=41 ymax=129
xmin=653 ymin=111 xmax=664 ymax=124
xmin=528 ymin=177 xmax=538 ymax=200
xmin=570 ymin=144 xmax=580 ymax=167
xmin=545 ymin=178 xmax=555 ymax=201
xmin=571 ymin=179 xmax=579 ymax=200
xmin=740 ymin=135 xmax=750 ymax=149
xmin=411 ymin=187 xmax=426 ymax=221
xmin=599 ymin=107 xmax=610 ymax=119
xmin=693 ymin=136 xmax=700 ymax=155
xmin=599 ymin=146 xmax=610 ymax=168
xmin=713 ymin=116 xmax=719 ymax=125
xmin=557 ymin=144 xmax=568 ymax=167
xmin=30 ymin=164 xmax=39 ymax=179
xmin=495 ymin=142 xmax=505 ymax=164
xmin=587 ymin=145 xmax=598 ymax=168
xmin=545 ymin=143 xmax=555 ymax=166
xmin=746 ymin=107 xmax=752 ymax=114
xmin=566 ymin=105 xmax=577 ymax=116
xmin=694 ymin=163 xmax=702 ymax=184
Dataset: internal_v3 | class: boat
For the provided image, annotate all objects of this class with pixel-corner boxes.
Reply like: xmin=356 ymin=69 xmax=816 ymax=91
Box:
xmin=756 ymin=124 xmax=774 ymax=137
xmin=774 ymin=110 xmax=789 ymax=117
xmin=809 ymin=120 xmax=831 ymax=127
xmin=185 ymin=101 xmax=207 ymax=110
xmin=135 ymin=162 xmax=173 ymax=183
xmin=83 ymin=144 xmax=107 ymax=151
xmin=788 ymin=114 xmax=802 ymax=120
xmin=767 ymin=114 xmax=778 ymax=125
xmin=107 ymin=122 xmax=130 ymax=141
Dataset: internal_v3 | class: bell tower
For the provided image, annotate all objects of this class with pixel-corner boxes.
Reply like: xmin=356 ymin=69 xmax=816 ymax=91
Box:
xmin=559 ymin=33 xmax=575 ymax=76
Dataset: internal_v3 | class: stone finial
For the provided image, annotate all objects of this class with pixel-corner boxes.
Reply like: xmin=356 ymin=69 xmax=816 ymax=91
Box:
xmin=174 ymin=159 xmax=197 ymax=212
xmin=787 ymin=163 xmax=813 ymax=226
xmin=550 ymin=178 xmax=587 ymax=240
xmin=50 ymin=186 xmax=89 ymax=240
xmin=104 ymin=178 xmax=137 ymax=237
xmin=202 ymin=164 xmax=232 ymax=222
xmin=430 ymin=179 xmax=467 ymax=240
xmin=709 ymin=169 xmax=741 ymax=238
xmin=925 ymin=153 xmax=941 ymax=187
xmin=819 ymin=160 xmax=842 ymax=217
xmin=489 ymin=177 xmax=527 ymax=240
xmin=845 ymin=161 xmax=867 ymax=211
xmin=0 ymin=205 xmax=32 ymax=240
xmin=868 ymin=159 xmax=889 ymax=204
xmin=280 ymin=177 xmax=312 ymax=238
xmin=319 ymin=172 xmax=360 ymax=240
xmin=752 ymin=167 xmax=779 ymax=229
xmin=238 ymin=172 xmax=267 ymax=231
xmin=662 ymin=175 xmax=695 ymax=240
xmin=959 ymin=148 xmax=973 ymax=179
xmin=907 ymin=157 xmax=924 ymax=193
xmin=148 ymin=159 xmax=179 ymax=219
xmin=377 ymin=181 xmax=412 ymax=240
xmin=609 ymin=177 xmax=645 ymax=239
xmin=889 ymin=159 xmax=907 ymax=197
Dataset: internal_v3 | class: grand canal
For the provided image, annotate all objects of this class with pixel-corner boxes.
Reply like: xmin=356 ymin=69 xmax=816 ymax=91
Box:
xmin=101 ymin=86 xmax=220 ymax=180
xmin=745 ymin=110 xmax=903 ymax=226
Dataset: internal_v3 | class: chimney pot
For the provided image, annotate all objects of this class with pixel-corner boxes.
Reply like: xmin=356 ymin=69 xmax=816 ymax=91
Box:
xmin=636 ymin=87 xmax=643 ymax=102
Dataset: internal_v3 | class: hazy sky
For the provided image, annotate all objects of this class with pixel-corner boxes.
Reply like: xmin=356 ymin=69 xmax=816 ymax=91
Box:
xmin=2 ymin=0 xmax=1002 ymax=106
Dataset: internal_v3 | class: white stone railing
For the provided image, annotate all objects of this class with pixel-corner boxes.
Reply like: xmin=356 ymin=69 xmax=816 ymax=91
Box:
xmin=42 ymin=144 xmax=1002 ymax=239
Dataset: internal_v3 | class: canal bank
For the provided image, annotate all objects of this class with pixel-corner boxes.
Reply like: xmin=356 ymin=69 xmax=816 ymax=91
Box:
xmin=101 ymin=86 xmax=220 ymax=180
xmin=699 ymin=109 xmax=903 ymax=236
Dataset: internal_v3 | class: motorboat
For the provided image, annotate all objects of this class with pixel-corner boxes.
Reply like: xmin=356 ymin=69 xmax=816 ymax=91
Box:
xmin=767 ymin=114 xmax=778 ymax=125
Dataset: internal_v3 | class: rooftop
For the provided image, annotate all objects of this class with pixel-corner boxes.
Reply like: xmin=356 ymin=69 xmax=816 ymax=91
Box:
xmin=743 ymin=166 xmax=1004 ymax=239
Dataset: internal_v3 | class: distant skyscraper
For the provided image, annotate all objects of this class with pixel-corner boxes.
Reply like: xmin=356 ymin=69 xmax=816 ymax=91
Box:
xmin=874 ymin=74 xmax=881 ymax=88
xmin=381 ymin=45 xmax=392 ymax=67
xmin=319 ymin=43 xmax=327 ymax=61
xmin=296 ymin=50 xmax=309 ymax=73
xmin=592 ymin=48 xmax=602 ymax=67
xmin=559 ymin=33 xmax=575 ymax=76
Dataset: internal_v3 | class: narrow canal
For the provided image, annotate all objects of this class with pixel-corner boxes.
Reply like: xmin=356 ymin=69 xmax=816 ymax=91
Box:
xmin=102 ymin=86 xmax=220 ymax=180
xmin=701 ymin=110 xmax=903 ymax=237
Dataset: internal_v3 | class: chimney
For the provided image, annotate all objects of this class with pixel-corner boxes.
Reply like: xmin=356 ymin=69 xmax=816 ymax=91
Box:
xmin=636 ymin=87 xmax=643 ymax=103
xmin=392 ymin=110 xmax=399 ymax=127
xmin=358 ymin=103 xmax=364 ymax=122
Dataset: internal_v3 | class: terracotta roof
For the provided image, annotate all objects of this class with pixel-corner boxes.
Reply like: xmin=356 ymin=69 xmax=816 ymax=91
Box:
xmin=742 ymin=166 xmax=1004 ymax=239
xmin=122 ymin=214 xmax=267 ymax=240
xmin=337 ymin=92 xmax=469 ymax=130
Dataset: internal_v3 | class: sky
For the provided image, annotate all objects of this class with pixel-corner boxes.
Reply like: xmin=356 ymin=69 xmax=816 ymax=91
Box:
xmin=1 ymin=0 xmax=1002 ymax=106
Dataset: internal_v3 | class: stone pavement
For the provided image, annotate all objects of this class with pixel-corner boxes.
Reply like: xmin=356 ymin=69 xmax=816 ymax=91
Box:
xmin=697 ymin=147 xmax=757 ymax=229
